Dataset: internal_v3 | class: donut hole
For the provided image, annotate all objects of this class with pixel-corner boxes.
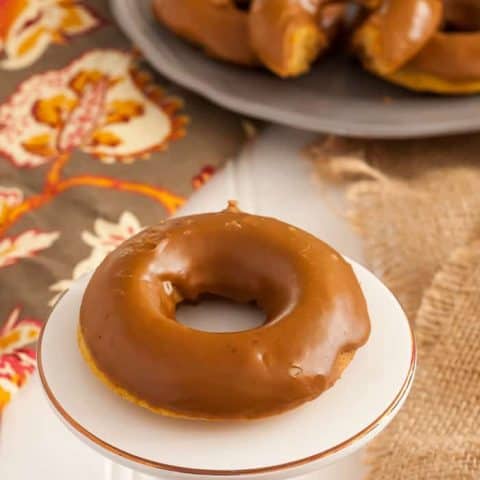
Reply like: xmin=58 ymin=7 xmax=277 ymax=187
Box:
xmin=176 ymin=294 xmax=266 ymax=333
xmin=443 ymin=1 xmax=480 ymax=32
xmin=147 ymin=226 xmax=299 ymax=331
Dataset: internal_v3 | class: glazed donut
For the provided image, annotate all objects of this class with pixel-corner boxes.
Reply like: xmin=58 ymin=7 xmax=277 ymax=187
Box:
xmin=353 ymin=0 xmax=443 ymax=75
xmin=152 ymin=0 xmax=257 ymax=65
xmin=354 ymin=0 xmax=480 ymax=93
xmin=79 ymin=203 xmax=370 ymax=420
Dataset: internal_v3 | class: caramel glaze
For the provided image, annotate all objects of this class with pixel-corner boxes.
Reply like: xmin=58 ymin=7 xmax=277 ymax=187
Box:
xmin=79 ymin=205 xmax=370 ymax=419
xmin=152 ymin=0 xmax=257 ymax=65
xmin=353 ymin=0 xmax=443 ymax=74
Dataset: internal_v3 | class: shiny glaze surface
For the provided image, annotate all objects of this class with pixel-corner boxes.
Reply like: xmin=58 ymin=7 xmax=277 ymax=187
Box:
xmin=152 ymin=0 xmax=257 ymax=65
xmin=80 ymin=207 xmax=370 ymax=419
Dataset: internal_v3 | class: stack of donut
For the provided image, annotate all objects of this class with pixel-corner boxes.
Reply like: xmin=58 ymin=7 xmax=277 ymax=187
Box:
xmin=152 ymin=0 xmax=480 ymax=94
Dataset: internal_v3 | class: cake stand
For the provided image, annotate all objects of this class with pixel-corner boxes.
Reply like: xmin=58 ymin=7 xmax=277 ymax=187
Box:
xmin=37 ymin=256 xmax=415 ymax=480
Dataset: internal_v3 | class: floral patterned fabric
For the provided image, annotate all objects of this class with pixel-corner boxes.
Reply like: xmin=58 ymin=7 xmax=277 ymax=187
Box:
xmin=0 ymin=0 xmax=246 ymax=409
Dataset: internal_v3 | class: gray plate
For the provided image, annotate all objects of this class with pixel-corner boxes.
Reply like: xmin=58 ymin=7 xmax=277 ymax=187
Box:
xmin=111 ymin=0 xmax=480 ymax=138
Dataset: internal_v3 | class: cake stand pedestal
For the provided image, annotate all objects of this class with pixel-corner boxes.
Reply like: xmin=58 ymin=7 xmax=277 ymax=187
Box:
xmin=102 ymin=450 xmax=368 ymax=480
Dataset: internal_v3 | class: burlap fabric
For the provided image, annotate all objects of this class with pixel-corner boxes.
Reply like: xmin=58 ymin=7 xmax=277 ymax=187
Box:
xmin=309 ymin=135 xmax=480 ymax=479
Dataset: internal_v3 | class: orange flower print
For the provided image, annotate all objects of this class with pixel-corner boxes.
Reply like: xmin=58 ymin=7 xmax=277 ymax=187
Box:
xmin=0 ymin=307 xmax=41 ymax=409
xmin=49 ymin=211 xmax=142 ymax=305
xmin=0 ymin=49 xmax=186 ymax=167
xmin=0 ymin=187 xmax=59 ymax=267
xmin=0 ymin=0 xmax=101 ymax=70
xmin=0 ymin=186 xmax=58 ymax=268
xmin=192 ymin=165 xmax=217 ymax=190
xmin=0 ymin=186 xmax=23 ymax=224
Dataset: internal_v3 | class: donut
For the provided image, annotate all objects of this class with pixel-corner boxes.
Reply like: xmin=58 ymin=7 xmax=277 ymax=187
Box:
xmin=354 ymin=0 xmax=480 ymax=94
xmin=79 ymin=203 xmax=371 ymax=420
xmin=352 ymin=0 xmax=443 ymax=75
xmin=384 ymin=0 xmax=480 ymax=94
xmin=152 ymin=0 xmax=257 ymax=66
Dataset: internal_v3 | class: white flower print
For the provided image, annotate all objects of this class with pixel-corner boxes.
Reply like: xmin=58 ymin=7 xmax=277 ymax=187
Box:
xmin=49 ymin=211 xmax=142 ymax=305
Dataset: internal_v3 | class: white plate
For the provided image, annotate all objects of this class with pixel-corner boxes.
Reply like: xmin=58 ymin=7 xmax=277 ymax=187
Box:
xmin=111 ymin=0 xmax=480 ymax=138
xmin=38 ymin=254 xmax=415 ymax=480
